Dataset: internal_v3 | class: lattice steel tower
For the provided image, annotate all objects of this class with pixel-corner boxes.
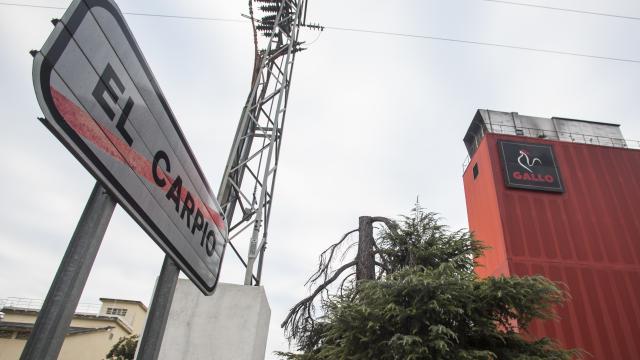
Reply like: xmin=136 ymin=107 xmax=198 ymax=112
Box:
xmin=218 ymin=0 xmax=312 ymax=285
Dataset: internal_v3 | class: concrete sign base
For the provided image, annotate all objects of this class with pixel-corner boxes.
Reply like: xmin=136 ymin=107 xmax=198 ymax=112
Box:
xmin=155 ymin=280 xmax=270 ymax=360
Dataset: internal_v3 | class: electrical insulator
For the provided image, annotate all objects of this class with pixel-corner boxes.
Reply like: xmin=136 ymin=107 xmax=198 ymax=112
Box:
xmin=259 ymin=5 xmax=280 ymax=13
xmin=256 ymin=24 xmax=273 ymax=33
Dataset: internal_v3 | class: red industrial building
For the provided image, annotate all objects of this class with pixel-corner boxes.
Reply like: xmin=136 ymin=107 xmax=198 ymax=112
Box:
xmin=462 ymin=110 xmax=640 ymax=359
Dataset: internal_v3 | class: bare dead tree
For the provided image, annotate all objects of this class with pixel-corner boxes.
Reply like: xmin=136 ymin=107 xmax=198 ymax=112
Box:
xmin=281 ymin=216 xmax=398 ymax=340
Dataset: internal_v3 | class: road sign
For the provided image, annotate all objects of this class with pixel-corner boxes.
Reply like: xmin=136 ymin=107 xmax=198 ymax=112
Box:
xmin=32 ymin=0 xmax=227 ymax=295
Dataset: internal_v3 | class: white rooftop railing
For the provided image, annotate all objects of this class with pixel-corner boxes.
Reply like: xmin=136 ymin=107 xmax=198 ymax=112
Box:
xmin=0 ymin=297 xmax=101 ymax=316
xmin=462 ymin=125 xmax=640 ymax=172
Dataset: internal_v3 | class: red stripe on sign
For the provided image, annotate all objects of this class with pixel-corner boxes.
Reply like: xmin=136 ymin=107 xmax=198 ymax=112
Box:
xmin=50 ymin=86 xmax=226 ymax=232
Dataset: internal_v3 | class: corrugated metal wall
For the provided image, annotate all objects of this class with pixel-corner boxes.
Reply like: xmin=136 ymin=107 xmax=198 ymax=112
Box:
xmin=464 ymin=133 xmax=640 ymax=359
xmin=463 ymin=138 xmax=509 ymax=278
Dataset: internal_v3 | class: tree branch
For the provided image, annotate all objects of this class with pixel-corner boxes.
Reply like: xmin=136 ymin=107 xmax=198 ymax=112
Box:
xmin=372 ymin=245 xmax=391 ymax=273
xmin=307 ymin=229 xmax=358 ymax=285
xmin=374 ymin=261 xmax=390 ymax=274
xmin=339 ymin=272 xmax=356 ymax=297
xmin=282 ymin=216 xmax=396 ymax=340
xmin=372 ymin=216 xmax=400 ymax=237
xmin=281 ymin=260 xmax=357 ymax=330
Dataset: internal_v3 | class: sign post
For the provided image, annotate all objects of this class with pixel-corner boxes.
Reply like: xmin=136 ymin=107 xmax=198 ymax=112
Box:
xmin=20 ymin=183 xmax=116 ymax=360
xmin=136 ymin=256 xmax=180 ymax=360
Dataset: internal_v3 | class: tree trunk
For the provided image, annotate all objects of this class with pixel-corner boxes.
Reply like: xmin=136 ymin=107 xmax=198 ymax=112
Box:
xmin=356 ymin=216 xmax=375 ymax=281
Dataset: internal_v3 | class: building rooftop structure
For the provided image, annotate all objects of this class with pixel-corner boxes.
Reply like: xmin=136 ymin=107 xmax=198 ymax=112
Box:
xmin=462 ymin=109 xmax=639 ymax=170
xmin=0 ymin=297 xmax=148 ymax=360
xmin=0 ymin=297 xmax=147 ymax=333
xmin=0 ymin=307 xmax=134 ymax=334
xmin=0 ymin=321 xmax=113 ymax=337
xmin=99 ymin=298 xmax=148 ymax=312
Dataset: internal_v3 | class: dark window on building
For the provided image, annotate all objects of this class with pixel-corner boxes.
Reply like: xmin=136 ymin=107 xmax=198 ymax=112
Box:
xmin=0 ymin=330 xmax=14 ymax=339
xmin=16 ymin=331 xmax=31 ymax=340
xmin=473 ymin=163 xmax=479 ymax=179
xmin=106 ymin=307 xmax=128 ymax=317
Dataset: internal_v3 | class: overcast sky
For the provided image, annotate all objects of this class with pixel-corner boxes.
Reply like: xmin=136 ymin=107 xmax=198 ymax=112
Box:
xmin=2 ymin=0 xmax=640 ymax=358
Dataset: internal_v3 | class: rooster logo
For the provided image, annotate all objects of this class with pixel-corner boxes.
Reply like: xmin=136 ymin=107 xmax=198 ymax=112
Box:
xmin=517 ymin=149 xmax=541 ymax=173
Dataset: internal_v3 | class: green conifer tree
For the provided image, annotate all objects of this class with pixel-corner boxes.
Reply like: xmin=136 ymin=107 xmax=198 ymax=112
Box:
xmin=106 ymin=334 xmax=138 ymax=360
xmin=279 ymin=206 xmax=580 ymax=359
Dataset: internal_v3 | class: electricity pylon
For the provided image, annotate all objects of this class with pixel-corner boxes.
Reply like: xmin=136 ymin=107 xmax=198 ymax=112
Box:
xmin=218 ymin=0 xmax=311 ymax=285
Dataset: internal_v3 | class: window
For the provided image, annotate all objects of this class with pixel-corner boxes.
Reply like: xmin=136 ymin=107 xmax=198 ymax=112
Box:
xmin=16 ymin=331 xmax=31 ymax=340
xmin=0 ymin=330 xmax=14 ymax=339
xmin=472 ymin=163 xmax=479 ymax=180
xmin=106 ymin=307 xmax=128 ymax=317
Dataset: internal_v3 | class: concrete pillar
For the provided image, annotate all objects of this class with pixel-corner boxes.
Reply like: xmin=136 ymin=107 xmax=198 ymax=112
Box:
xmin=157 ymin=280 xmax=270 ymax=360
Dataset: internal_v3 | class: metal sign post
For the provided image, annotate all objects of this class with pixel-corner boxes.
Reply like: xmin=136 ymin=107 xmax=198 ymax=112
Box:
xmin=136 ymin=256 xmax=179 ymax=360
xmin=20 ymin=182 xmax=116 ymax=360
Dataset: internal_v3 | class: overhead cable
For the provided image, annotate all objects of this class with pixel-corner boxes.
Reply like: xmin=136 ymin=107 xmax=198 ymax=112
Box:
xmin=3 ymin=1 xmax=639 ymax=23
xmin=0 ymin=2 xmax=244 ymax=22
xmin=479 ymin=0 xmax=640 ymax=22
xmin=325 ymin=25 xmax=640 ymax=64
xmin=2 ymin=1 xmax=639 ymax=64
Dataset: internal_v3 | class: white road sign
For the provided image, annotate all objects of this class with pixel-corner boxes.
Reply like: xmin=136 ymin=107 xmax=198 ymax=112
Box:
xmin=32 ymin=0 xmax=227 ymax=295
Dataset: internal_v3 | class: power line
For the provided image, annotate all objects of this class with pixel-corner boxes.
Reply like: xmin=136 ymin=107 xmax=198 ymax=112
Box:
xmin=479 ymin=0 xmax=640 ymax=22
xmin=0 ymin=2 xmax=244 ymax=23
xmin=325 ymin=26 xmax=640 ymax=64
xmin=0 ymin=1 xmax=63 ymax=10
xmin=2 ymin=1 xmax=639 ymax=64
xmin=3 ymin=0 xmax=639 ymax=23
xmin=121 ymin=11 xmax=243 ymax=23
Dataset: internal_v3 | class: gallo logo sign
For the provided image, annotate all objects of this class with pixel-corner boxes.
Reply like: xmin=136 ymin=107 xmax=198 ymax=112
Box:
xmin=499 ymin=141 xmax=564 ymax=193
